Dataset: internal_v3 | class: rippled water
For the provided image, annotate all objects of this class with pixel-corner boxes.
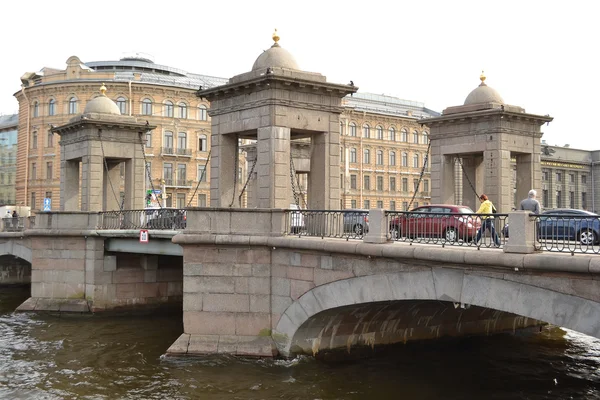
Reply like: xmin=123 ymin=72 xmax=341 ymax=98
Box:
xmin=1 ymin=286 xmax=599 ymax=399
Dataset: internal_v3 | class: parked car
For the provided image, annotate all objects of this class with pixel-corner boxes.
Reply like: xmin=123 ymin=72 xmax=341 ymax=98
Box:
xmin=343 ymin=209 xmax=369 ymax=235
xmin=145 ymin=208 xmax=186 ymax=229
xmin=504 ymin=208 xmax=600 ymax=245
xmin=389 ymin=204 xmax=478 ymax=241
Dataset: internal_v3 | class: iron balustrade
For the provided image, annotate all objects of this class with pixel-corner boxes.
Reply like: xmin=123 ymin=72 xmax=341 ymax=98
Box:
xmin=99 ymin=209 xmax=187 ymax=230
xmin=531 ymin=213 xmax=600 ymax=254
xmin=285 ymin=209 xmax=369 ymax=240
xmin=1 ymin=217 xmax=27 ymax=232
xmin=385 ymin=211 xmax=508 ymax=249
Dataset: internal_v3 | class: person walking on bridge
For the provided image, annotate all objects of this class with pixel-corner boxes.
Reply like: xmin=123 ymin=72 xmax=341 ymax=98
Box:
xmin=474 ymin=194 xmax=501 ymax=247
xmin=520 ymin=189 xmax=541 ymax=214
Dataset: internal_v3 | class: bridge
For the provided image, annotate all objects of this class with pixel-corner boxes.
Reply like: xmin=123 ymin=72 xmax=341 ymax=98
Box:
xmin=2 ymin=208 xmax=600 ymax=358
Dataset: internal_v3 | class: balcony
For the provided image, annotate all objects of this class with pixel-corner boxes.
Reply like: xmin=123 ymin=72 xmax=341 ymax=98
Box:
xmin=176 ymin=148 xmax=192 ymax=157
xmin=161 ymin=147 xmax=192 ymax=157
xmin=163 ymin=179 xmax=194 ymax=188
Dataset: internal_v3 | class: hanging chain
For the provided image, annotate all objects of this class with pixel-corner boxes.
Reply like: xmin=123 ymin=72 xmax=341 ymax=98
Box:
xmin=187 ymin=150 xmax=211 ymax=208
xmin=289 ymin=154 xmax=307 ymax=209
xmin=139 ymin=131 xmax=162 ymax=208
xmin=98 ymin=130 xmax=124 ymax=212
xmin=457 ymin=157 xmax=479 ymax=198
xmin=407 ymin=141 xmax=431 ymax=211
xmin=238 ymin=156 xmax=257 ymax=207
xmin=228 ymin=138 xmax=239 ymax=208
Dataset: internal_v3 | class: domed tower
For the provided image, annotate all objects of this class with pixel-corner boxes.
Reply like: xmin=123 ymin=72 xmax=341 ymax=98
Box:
xmin=52 ymin=84 xmax=155 ymax=211
xmin=198 ymin=30 xmax=357 ymax=209
xmin=420 ymin=72 xmax=552 ymax=213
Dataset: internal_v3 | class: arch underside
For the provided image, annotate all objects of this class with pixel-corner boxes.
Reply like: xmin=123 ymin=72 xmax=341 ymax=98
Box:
xmin=275 ymin=269 xmax=600 ymax=357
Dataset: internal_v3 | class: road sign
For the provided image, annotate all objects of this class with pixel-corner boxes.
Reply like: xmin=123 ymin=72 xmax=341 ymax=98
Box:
xmin=139 ymin=229 xmax=149 ymax=243
xmin=152 ymin=190 xmax=161 ymax=194
xmin=43 ymin=198 xmax=51 ymax=211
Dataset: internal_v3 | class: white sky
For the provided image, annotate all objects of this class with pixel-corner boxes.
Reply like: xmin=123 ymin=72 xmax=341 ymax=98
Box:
xmin=1 ymin=0 xmax=598 ymax=150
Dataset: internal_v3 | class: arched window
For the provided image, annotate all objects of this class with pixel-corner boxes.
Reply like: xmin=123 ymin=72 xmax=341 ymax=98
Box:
xmin=164 ymin=101 xmax=174 ymax=118
xmin=402 ymin=152 xmax=408 ymax=167
xmin=363 ymin=124 xmax=370 ymax=139
xmin=178 ymin=102 xmax=188 ymax=119
xmin=389 ymin=151 xmax=396 ymax=166
xmin=422 ymin=132 xmax=429 ymax=144
xmin=350 ymin=148 xmax=357 ymax=163
xmin=413 ymin=131 xmax=419 ymax=144
xmin=32 ymin=131 xmax=38 ymax=149
xmin=198 ymin=105 xmax=207 ymax=121
xmin=198 ymin=134 xmax=208 ymax=151
xmin=349 ymin=122 xmax=357 ymax=137
xmin=339 ymin=121 xmax=345 ymax=135
xmin=376 ymin=150 xmax=383 ymax=165
xmin=68 ymin=97 xmax=77 ymax=114
xmin=413 ymin=153 xmax=420 ymax=168
xmin=376 ymin=125 xmax=383 ymax=140
xmin=401 ymin=129 xmax=408 ymax=142
xmin=33 ymin=101 xmax=39 ymax=117
xmin=363 ymin=148 xmax=370 ymax=164
xmin=116 ymin=97 xmax=127 ymax=114
xmin=48 ymin=99 xmax=56 ymax=116
xmin=389 ymin=127 xmax=396 ymax=141
xmin=142 ymin=98 xmax=153 ymax=116
xmin=163 ymin=131 xmax=174 ymax=150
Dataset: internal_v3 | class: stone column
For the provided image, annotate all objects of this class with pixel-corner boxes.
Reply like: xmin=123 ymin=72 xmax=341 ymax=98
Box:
xmin=123 ymin=158 xmax=145 ymax=210
xmin=516 ymin=153 xmax=534 ymax=209
xmin=308 ymin=130 xmax=340 ymax=210
xmin=81 ymin=155 xmax=104 ymax=212
xmin=503 ymin=211 xmax=538 ymax=254
xmin=210 ymin=133 xmax=238 ymax=207
xmin=103 ymin=160 xmax=121 ymax=211
xmin=61 ymin=160 xmax=80 ymax=211
xmin=257 ymin=126 xmax=291 ymax=209
xmin=433 ymin=154 xmax=456 ymax=205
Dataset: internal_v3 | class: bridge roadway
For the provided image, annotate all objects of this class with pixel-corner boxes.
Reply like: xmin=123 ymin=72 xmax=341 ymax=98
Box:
xmin=1 ymin=209 xmax=599 ymax=358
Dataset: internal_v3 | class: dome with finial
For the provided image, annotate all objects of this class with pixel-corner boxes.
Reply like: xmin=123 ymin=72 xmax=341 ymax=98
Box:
xmin=464 ymin=71 xmax=504 ymax=105
xmin=252 ymin=29 xmax=299 ymax=71
xmin=83 ymin=83 xmax=121 ymax=115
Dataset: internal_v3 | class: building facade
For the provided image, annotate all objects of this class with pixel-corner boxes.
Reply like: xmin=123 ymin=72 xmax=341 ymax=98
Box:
xmin=0 ymin=114 xmax=18 ymax=206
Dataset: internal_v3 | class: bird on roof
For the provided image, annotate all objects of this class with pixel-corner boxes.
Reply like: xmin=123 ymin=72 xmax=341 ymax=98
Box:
xmin=349 ymin=80 xmax=354 ymax=86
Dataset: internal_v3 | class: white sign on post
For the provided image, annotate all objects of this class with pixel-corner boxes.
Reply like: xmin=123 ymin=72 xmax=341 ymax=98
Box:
xmin=43 ymin=198 xmax=52 ymax=211
xmin=139 ymin=229 xmax=149 ymax=243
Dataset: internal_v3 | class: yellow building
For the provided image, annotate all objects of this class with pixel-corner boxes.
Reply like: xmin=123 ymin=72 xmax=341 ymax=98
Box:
xmin=0 ymin=114 xmax=18 ymax=206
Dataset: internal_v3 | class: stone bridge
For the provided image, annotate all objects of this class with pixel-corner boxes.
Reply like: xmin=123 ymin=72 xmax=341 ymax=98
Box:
xmin=1 ymin=209 xmax=600 ymax=358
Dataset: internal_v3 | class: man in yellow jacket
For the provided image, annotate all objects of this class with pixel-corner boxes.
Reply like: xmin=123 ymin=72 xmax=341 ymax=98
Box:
xmin=475 ymin=194 xmax=501 ymax=247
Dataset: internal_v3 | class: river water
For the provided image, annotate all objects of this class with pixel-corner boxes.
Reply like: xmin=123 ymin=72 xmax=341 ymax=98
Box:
xmin=1 ymin=286 xmax=599 ymax=400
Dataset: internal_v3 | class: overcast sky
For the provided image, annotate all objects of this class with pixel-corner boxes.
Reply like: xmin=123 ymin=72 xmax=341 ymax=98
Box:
xmin=2 ymin=0 xmax=598 ymax=150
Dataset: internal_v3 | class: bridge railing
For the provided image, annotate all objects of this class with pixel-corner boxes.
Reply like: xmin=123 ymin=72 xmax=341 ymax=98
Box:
xmin=385 ymin=211 xmax=509 ymax=248
xmin=98 ymin=209 xmax=187 ymax=230
xmin=284 ymin=209 xmax=368 ymax=240
xmin=530 ymin=213 xmax=600 ymax=254
xmin=1 ymin=217 xmax=27 ymax=232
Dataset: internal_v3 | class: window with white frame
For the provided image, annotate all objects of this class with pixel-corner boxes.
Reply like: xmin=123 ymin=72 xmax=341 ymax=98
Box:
xmin=164 ymin=131 xmax=174 ymax=150
xmin=145 ymin=131 xmax=152 ymax=148
xmin=198 ymin=134 xmax=208 ymax=151
xmin=142 ymin=98 xmax=152 ymax=115
xmin=68 ymin=97 xmax=77 ymax=114
xmin=116 ymin=97 xmax=127 ymax=114
xmin=389 ymin=151 xmax=396 ymax=166
xmin=177 ymin=132 xmax=187 ymax=150
xmin=413 ymin=153 xmax=420 ymax=168
xmin=349 ymin=122 xmax=357 ymax=137
xmin=197 ymin=164 xmax=207 ymax=182
xmin=363 ymin=149 xmax=370 ymax=164
xmin=376 ymin=125 xmax=383 ymax=140
xmin=198 ymin=194 xmax=207 ymax=207
xmin=401 ymin=129 xmax=407 ymax=142
xmin=402 ymin=152 xmax=408 ymax=167
xmin=389 ymin=127 xmax=396 ymax=141
xmin=48 ymin=99 xmax=56 ymax=116
xmin=178 ymin=102 xmax=187 ymax=119
xmin=376 ymin=150 xmax=383 ymax=165
xmin=363 ymin=124 xmax=370 ymax=138
xmin=164 ymin=101 xmax=174 ymax=117
xmin=413 ymin=131 xmax=419 ymax=144
xmin=33 ymin=101 xmax=39 ymax=117
xmin=198 ymin=105 xmax=207 ymax=120
xmin=350 ymin=148 xmax=357 ymax=163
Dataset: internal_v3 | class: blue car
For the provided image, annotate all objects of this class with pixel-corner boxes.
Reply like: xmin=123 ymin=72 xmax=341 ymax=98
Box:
xmin=505 ymin=209 xmax=600 ymax=245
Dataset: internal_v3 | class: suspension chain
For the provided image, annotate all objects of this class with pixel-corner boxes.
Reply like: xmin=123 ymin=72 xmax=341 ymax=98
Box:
xmin=407 ymin=141 xmax=431 ymax=211
xmin=187 ymin=150 xmax=211 ymax=208
xmin=289 ymin=154 xmax=307 ymax=209
xmin=139 ymin=131 xmax=162 ymax=208
xmin=238 ymin=156 xmax=258 ymax=207
xmin=457 ymin=157 xmax=479 ymax=198
xmin=228 ymin=138 xmax=239 ymax=208
xmin=98 ymin=130 xmax=124 ymax=212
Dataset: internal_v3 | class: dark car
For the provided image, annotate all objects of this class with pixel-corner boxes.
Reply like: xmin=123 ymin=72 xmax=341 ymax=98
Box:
xmin=505 ymin=208 xmax=600 ymax=245
xmin=389 ymin=204 xmax=478 ymax=241
xmin=343 ymin=209 xmax=369 ymax=235
xmin=145 ymin=208 xmax=186 ymax=229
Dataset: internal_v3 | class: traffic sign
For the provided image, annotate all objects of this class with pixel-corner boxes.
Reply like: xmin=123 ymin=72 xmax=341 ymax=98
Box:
xmin=139 ymin=229 xmax=149 ymax=243
xmin=43 ymin=198 xmax=51 ymax=211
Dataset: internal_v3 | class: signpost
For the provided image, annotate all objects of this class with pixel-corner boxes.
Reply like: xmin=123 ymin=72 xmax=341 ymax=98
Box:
xmin=43 ymin=198 xmax=51 ymax=211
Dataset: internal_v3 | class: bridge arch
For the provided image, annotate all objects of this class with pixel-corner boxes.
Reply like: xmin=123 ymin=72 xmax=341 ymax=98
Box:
xmin=273 ymin=269 xmax=600 ymax=357
xmin=0 ymin=240 xmax=32 ymax=264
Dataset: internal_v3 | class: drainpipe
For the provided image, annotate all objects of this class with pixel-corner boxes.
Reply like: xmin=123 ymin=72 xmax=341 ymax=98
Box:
xmin=359 ymin=132 xmax=363 ymax=208
xmin=128 ymin=80 xmax=133 ymax=116
xmin=21 ymin=87 xmax=30 ymax=207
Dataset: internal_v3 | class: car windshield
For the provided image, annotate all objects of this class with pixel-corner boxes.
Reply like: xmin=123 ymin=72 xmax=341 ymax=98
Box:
xmin=543 ymin=209 xmax=598 ymax=216
xmin=456 ymin=207 xmax=474 ymax=214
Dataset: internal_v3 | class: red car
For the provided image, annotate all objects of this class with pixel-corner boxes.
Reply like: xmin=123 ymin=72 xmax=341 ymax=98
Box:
xmin=389 ymin=204 xmax=479 ymax=242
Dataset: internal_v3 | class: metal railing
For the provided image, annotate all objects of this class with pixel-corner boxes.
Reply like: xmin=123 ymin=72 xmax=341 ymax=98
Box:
xmin=98 ymin=209 xmax=186 ymax=230
xmin=1 ymin=217 xmax=27 ymax=232
xmin=532 ymin=213 xmax=600 ymax=254
xmin=285 ymin=209 xmax=369 ymax=240
xmin=385 ymin=211 xmax=508 ymax=248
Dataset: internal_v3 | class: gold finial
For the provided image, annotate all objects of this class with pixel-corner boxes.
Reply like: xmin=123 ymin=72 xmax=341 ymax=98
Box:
xmin=272 ymin=29 xmax=280 ymax=44
xmin=100 ymin=83 xmax=107 ymax=96
xmin=480 ymin=70 xmax=486 ymax=84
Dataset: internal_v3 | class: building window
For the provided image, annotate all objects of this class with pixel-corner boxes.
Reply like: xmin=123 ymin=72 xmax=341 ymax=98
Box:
xmin=340 ymin=173 xmax=344 ymax=189
xmin=350 ymin=174 xmax=357 ymax=189
xmin=414 ymin=202 xmax=419 ymax=208
xmin=569 ymin=191 xmax=575 ymax=208
xmin=339 ymin=121 xmax=345 ymax=135
xmin=46 ymin=162 xmax=53 ymax=179
xmin=376 ymin=125 xmax=383 ymax=140
xmin=33 ymin=101 xmax=39 ymax=117
xmin=48 ymin=99 xmax=56 ymax=116
xmin=363 ymin=175 xmax=370 ymax=190
xmin=68 ymin=97 xmax=77 ymax=114
xmin=377 ymin=200 xmax=383 ymax=208
xmin=543 ymin=189 xmax=549 ymax=208
xmin=423 ymin=180 xmax=429 ymax=192
xmin=413 ymin=153 xmax=420 ymax=168
xmin=401 ymin=129 xmax=407 ymax=142
xmin=164 ymin=131 xmax=174 ymax=150
xmin=569 ymin=173 xmax=575 ymax=184
xmin=402 ymin=178 xmax=408 ymax=192
xmin=390 ymin=177 xmax=396 ymax=191
xmin=542 ymin=170 xmax=549 ymax=181
xmin=364 ymin=200 xmax=370 ymax=209
xmin=198 ymin=105 xmax=207 ymax=121
xmin=116 ymin=97 xmax=127 ymax=114
xmin=198 ymin=194 xmax=207 ymax=207
xmin=413 ymin=131 xmax=419 ymax=144
xmin=556 ymin=172 xmax=562 ymax=182
xmin=389 ymin=151 xmax=396 ymax=166
xmin=32 ymin=131 xmax=38 ymax=149
xmin=177 ymin=132 xmax=187 ymax=150
xmin=198 ymin=165 xmax=207 ymax=182
xmin=389 ymin=200 xmax=396 ymax=211
xmin=31 ymin=162 xmax=37 ymax=179
xmin=582 ymin=175 xmax=587 ymax=184
xmin=350 ymin=148 xmax=357 ymax=163
xmin=142 ymin=99 xmax=153 ymax=116
xmin=145 ymin=131 xmax=152 ymax=148
xmin=389 ymin=127 xmax=396 ymax=141
xmin=177 ymin=164 xmax=187 ymax=184
xmin=402 ymin=201 xmax=408 ymax=211
xmin=47 ymin=131 xmax=53 ymax=147
xmin=376 ymin=150 xmax=383 ymax=165
xmin=349 ymin=122 xmax=357 ymax=137
xmin=164 ymin=101 xmax=174 ymax=118
xmin=31 ymin=192 xmax=36 ymax=210
xmin=340 ymin=147 xmax=344 ymax=163
xmin=413 ymin=179 xmax=420 ymax=192
xmin=377 ymin=176 xmax=383 ymax=191
xmin=582 ymin=192 xmax=587 ymax=210
xmin=351 ymin=199 xmax=357 ymax=208
xmin=402 ymin=152 xmax=408 ymax=167
xmin=163 ymin=163 xmax=173 ymax=182
xmin=45 ymin=191 xmax=52 ymax=200
xmin=176 ymin=193 xmax=186 ymax=208
xmin=363 ymin=149 xmax=370 ymax=164
xmin=198 ymin=134 xmax=208 ymax=151
xmin=178 ymin=102 xmax=188 ymax=119
xmin=363 ymin=124 xmax=370 ymax=139
xmin=556 ymin=190 xmax=562 ymax=208
xmin=423 ymin=132 xmax=429 ymax=144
